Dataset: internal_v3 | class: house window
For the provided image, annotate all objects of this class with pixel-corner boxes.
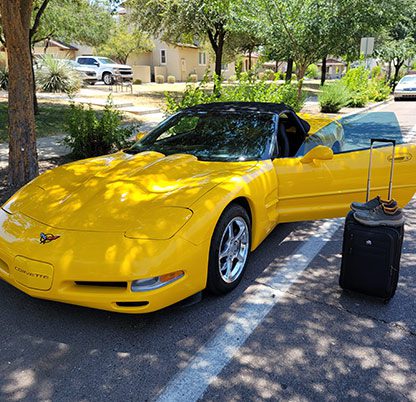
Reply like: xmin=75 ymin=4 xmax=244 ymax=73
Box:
xmin=221 ymin=63 xmax=229 ymax=71
xmin=160 ymin=49 xmax=167 ymax=65
xmin=198 ymin=52 xmax=206 ymax=66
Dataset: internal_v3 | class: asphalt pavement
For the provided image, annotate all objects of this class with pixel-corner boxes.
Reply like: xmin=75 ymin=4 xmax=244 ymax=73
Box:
xmin=0 ymin=100 xmax=415 ymax=402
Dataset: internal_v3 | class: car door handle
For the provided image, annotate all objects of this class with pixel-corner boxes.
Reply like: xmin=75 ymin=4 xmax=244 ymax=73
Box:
xmin=387 ymin=153 xmax=412 ymax=162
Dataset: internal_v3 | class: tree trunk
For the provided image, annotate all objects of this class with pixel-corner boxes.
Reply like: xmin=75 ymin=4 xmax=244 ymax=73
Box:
xmin=321 ymin=56 xmax=327 ymax=86
xmin=297 ymin=64 xmax=307 ymax=99
xmin=214 ymin=38 xmax=224 ymax=79
xmin=275 ymin=60 xmax=278 ymax=73
xmin=387 ymin=61 xmax=392 ymax=81
xmin=285 ymin=58 xmax=293 ymax=82
xmin=0 ymin=0 xmax=39 ymax=188
xmin=392 ymin=59 xmax=404 ymax=89
xmin=248 ymin=51 xmax=252 ymax=71
xmin=30 ymin=50 xmax=39 ymax=115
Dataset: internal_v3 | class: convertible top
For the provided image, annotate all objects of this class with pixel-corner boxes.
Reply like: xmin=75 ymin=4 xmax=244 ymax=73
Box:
xmin=185 ymin=102 xmax=311 ymax=134
xmin=186 ymin=102 xmax=292 ymax=114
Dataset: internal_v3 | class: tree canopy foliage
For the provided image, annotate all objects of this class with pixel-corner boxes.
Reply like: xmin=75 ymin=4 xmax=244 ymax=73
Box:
xmin=98 ymin=22 xmax=153 ymax=64
xmin=128 ymin=0 xmax=258 ymax=78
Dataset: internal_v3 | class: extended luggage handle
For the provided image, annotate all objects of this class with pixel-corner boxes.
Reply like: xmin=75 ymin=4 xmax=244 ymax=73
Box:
xmin=367 ymin=139 xmax=396 ymax=202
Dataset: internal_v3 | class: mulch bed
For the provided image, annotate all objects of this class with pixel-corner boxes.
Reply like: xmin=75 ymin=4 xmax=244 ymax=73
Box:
xmin=0 ymin=155 xmax=73 ymax=205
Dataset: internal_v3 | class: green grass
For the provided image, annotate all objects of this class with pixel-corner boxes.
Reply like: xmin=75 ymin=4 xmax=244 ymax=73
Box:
xmin=0 ymin=101 xmax=72 ymax=142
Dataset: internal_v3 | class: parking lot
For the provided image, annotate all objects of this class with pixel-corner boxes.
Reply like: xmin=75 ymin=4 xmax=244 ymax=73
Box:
xmin=0 ymin=101 xmax=415 ymax=402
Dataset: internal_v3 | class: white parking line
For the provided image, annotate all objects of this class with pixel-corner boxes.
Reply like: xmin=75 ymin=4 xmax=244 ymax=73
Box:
xmin=156 ymin=219 xmax=342 ymax=402
xmin=403 ymin=123 xmax=416 ymax=144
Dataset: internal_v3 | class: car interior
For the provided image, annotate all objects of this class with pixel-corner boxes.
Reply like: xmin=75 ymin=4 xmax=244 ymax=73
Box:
xmin=277 ymin=112 xmax=308 ymax=158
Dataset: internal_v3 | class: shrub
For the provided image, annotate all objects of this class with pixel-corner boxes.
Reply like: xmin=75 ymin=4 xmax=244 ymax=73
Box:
xmin=371 ymin=65 xmax=382 ymax=79
xmin=341 ymin=67 xmax=369 ymax=107
xmin=257 ymin=72 xmax=265 ymax=80
xmin=319 ymin=81 xmax=351 ymax=113
xmin=36 ymin=55 xmax=82 ymax=95
xmin=274 ymin=71 xmax=283 ymax=81
xmin=368 ymin=78 xmax=391 ymax=102
xmin=0 ymin=66 xmax=8 ymax=90
xmin=306 ymin=64 xmax=319 ymax=79
xmin=263 ymin=69 xmax=275 ymax=81
xmin=228 ymin=75 xmax=237 ymax=83
xmin=64 ymin=98 xmax=132 ymax=158
xmin=133 ymin=79 xmax=142 ymax=85
xmin=188 ymin=74 xmax=198 ymax=83
xmin=155 ymin=74 xmax=165 ymax=84
xmin=239 ymin=71 xmax=250 ymax=82
xmin=167 ymin=75 xmax=176 ymax=84
xmin=165 ymin=75 xmax=305 ymax=114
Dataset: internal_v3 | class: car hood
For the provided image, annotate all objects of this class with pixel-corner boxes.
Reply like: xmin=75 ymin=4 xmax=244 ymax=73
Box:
xmin=3 ymin=151 xmax=256 ymax=236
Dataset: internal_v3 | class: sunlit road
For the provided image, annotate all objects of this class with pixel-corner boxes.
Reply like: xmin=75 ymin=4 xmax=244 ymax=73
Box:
xmin=0 ymin=101 xmax=415 ymax=402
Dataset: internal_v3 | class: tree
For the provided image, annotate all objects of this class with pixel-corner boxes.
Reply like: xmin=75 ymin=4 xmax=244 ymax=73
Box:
xmin=1 ymin=0 xmax=115 ymax=113
xmin=98 ymin=22 xmax=153 ymax=64
xmin=260 ymin=0 xmax=403 ymax=93
xmin=376 ymin=0 xmax=416 ymax=86
xmin=32 ymin=0 xmax=115 ymax=47
xmin=0 ymin=0 xmax=39 ymax=187
xmin=128 ymin=0 xmax=247 ymax=79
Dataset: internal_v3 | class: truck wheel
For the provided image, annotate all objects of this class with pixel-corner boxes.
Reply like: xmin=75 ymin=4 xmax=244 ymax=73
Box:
xmin=103 ymin=72 xmax=114 ymax=85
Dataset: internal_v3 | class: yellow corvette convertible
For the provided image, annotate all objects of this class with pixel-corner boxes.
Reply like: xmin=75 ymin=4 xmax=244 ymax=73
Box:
xmin=0 ymin=102 xmax=415 ymax=313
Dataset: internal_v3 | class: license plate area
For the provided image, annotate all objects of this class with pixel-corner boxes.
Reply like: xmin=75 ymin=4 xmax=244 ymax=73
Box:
xmin=13 ymin=256 xmax=54 ymax=291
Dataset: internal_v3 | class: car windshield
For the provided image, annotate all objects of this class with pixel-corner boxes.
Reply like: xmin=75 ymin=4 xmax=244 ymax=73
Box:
xmin=399 ymin=76 xmax=416 ymax=84
xmin=98 ymin=57 xmax=116 ymax=64
xmin=127 ymin=111 xmax=276 ymax=161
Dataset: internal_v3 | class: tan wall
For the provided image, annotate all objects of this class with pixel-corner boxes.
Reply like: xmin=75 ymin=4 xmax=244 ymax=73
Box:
xmin=74 ymin=44 xmax=94 ymax=58
xmin=128 ymin=52 xmax=152 ymax=66
xmin=154 ymin=66 xmax=167 ymax=79
xmin=132 ymin=65 xmax=151 ymax=83
xmin=151 ymin=40 xmax=211 ymax=82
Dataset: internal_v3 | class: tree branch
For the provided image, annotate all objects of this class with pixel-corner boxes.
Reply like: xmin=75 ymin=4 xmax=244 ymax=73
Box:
xmin=30 ymin=0 xmax=50 ymax=40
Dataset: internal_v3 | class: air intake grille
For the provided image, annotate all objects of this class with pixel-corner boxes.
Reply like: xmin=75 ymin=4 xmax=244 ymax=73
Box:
xmin=74 ymin=281 xmax=127 ymax=288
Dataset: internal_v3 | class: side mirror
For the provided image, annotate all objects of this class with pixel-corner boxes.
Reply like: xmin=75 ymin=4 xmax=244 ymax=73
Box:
xmin=135 ymin=131 xmax=147 ymax=141
xmin=300 ymin=145 xmax=334 ymax=164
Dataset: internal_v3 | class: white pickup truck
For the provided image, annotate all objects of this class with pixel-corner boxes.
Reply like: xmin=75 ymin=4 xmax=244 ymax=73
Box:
xmin=75 ymin=56 xmax=133 ymax=85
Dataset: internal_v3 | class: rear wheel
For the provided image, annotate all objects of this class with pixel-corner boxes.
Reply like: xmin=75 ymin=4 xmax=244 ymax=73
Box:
xmin=207 ymin=204 xmax=251 ymax=294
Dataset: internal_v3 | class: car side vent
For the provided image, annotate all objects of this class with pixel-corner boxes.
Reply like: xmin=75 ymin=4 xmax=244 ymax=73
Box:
xmin=0 ymin=258 xmax=9 ymax=274
xmin=74 ymin=281 xmax=127 ymax=288
xmin=116 ymin=301 xmax=149 ymax=307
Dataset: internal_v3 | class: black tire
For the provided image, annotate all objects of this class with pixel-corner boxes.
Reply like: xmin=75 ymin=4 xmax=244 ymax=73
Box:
xmin=207 ymin=204 xmax=251 ymax=295
xmin=103 ymin=72 xmax=114 ymax=85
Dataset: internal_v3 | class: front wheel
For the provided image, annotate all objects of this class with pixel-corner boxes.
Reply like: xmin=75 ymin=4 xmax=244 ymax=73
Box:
xmin=207 ymin=204 xmax=251 ymax=294
xmin=102 ymin=72 xmax=114 ymax=85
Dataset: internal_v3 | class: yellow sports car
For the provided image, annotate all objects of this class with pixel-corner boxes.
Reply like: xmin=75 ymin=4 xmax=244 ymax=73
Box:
xmin=0 ymin=102 xmax=415 ymax=313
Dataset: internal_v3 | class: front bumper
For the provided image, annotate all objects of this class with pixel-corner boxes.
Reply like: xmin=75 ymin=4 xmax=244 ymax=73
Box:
xmin=394 ymin=90 xmax=416 ymax=99
xmin=0 ymin=209 xmax=208 ymax=313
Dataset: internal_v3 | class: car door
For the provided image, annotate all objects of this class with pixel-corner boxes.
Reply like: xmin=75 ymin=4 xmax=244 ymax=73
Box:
xmin=273 ymin=143 xmax=416 ymax=224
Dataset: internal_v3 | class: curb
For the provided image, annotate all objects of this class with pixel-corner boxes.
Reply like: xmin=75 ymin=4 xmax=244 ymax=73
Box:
xmin=341 ymin=97 xmax=393 ymax=120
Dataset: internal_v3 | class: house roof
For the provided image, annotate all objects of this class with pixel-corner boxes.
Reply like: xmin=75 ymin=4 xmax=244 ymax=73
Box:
xmin=316 ymin=58 xmax=346 ymax=66
xmin=176 ymin=43 xmax=200 ymax=49
xmin=40 ymin=39 xmax=78 ymax=51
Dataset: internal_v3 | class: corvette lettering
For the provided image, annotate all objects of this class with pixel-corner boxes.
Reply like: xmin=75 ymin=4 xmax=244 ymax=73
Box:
xmin=14 ymin=266 xmax=49 ymax=280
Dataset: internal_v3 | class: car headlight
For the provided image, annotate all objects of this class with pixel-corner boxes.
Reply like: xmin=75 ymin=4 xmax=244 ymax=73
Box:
xmin=131 ymin=270 xmax=184 ymax=292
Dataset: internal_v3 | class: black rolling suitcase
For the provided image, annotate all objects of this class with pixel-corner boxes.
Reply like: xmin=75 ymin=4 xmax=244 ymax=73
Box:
xmin=339 ymin=139 xmax=404 ymax=301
